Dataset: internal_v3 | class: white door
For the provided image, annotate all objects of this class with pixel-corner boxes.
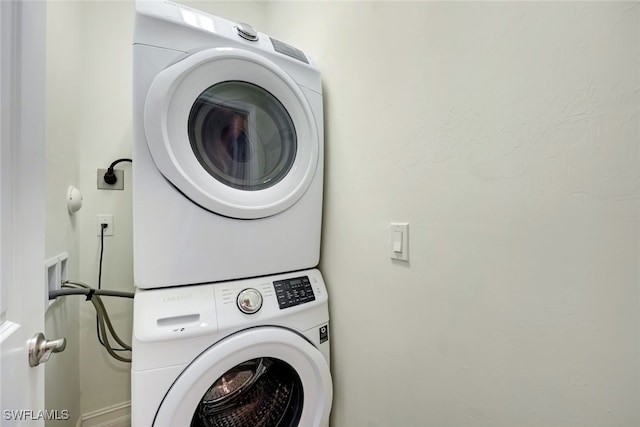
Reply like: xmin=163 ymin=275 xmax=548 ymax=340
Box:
xmin=144 ymin=48 xmax=320 ymax=219
xmin=0 ymin=1 xmax=48 ymax=425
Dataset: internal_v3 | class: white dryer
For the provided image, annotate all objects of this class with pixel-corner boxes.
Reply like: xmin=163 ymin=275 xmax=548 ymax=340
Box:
xmin=131 ymin=269 xmax=332 ymax=427
xmin=133 ymin=1 xmax=324 ymax=288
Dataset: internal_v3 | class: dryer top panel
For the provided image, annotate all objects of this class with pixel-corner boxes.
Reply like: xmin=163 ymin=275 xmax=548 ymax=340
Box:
xmin=134 ymin=0 xmax=320 ymax=91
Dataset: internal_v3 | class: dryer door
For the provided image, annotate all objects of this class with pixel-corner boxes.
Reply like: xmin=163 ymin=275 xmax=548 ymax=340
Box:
xmin=144 ymin=48 xmax=319 ymax=219
xmin=153 ymin=327 xmax=332 ymax=427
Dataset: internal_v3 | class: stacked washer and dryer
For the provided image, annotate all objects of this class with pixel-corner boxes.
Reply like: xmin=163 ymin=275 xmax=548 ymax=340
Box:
xmin=130 ymin=2 xmax=332 ymax=426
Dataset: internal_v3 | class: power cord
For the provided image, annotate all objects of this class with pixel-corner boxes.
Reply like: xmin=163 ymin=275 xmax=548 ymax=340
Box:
xmin=99 ymin=223 xmax=106 ymax=289
xmin=103 ymin=158 xmax=132 ymax=185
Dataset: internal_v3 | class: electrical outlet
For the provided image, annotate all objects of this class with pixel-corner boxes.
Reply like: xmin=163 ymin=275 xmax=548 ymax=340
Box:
xmin=97 ymin=168 xmax=124 ymax=190
xmin=97 ymin=214 xmax=114 ymax=236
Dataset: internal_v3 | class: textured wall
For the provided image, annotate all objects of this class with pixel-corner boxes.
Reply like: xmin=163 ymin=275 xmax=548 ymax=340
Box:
xmin=264 ymin=2 xmax=639 ymax=426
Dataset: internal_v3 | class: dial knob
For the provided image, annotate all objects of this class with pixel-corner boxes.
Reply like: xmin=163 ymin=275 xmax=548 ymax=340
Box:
xmin=237 ymin=288 xmax=263 ymax=314
xmin=235 ymin=23 xmax=258 ymax=41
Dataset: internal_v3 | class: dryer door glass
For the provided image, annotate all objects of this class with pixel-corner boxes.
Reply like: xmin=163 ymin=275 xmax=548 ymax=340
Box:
xmin=145 ymin=48 xmax=321 ymax=218
xmin=189 ymin=81 xmax=297 ymax=191
xmin=190 ymin=358 xmax=303 ymax=427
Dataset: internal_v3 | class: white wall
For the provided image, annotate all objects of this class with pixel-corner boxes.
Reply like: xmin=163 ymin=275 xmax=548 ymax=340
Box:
xmin=75 ymin=1 xmax=136 ymax=414
xmin=264 ymin=2 xmax=639 ymax=426
xmin=45 ymin=1 xmax=83 ymax=424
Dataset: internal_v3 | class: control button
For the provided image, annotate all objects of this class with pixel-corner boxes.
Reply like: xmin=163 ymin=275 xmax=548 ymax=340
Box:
xmin=235 ymin=23 xmax=258 ymax=41
xmin=237 ymin=288 xmax=263 ymax=314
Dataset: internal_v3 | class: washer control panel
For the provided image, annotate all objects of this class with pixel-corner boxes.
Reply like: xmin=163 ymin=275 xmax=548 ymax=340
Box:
xmin=273 ymin=276 xmax=316 ymax=309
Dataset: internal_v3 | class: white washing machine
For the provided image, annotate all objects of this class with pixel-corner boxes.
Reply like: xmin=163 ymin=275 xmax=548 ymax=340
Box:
xmin=131 ymin=269 xmax=332 ymax=427
xmin=133 ymin=1 xmax=324 ymax=288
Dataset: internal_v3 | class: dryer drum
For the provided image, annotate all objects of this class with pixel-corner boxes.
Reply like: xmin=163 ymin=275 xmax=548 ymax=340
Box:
xmin=191 ymin=358 xmax=304 ymax=427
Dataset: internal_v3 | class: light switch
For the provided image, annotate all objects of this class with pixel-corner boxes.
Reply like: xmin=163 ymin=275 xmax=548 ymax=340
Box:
xmin=390 ymin=223 xmax=409 ymax=261
xmin=393 ymin=231 xmax=403 ymax=253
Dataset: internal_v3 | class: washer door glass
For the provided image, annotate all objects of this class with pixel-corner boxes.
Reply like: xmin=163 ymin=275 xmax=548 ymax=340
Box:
xmin=152 ymin=327 xmax=332 ymax=427
xmin=189 ymin=82 xmax=296 ymax=191
xmin=190 ymin=358 xmax=303 ymax=427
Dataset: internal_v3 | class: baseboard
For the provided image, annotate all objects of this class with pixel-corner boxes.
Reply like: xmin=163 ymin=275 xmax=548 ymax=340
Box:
xmin=77 ymin=401 xmax=131 ymax=427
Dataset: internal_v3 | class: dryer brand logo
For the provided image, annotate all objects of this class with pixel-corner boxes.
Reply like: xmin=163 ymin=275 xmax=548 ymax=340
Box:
xmin=319 ymin=325 xmax=329 ymax=344
xmin=162 ymin=294 xmax=192 ymax=303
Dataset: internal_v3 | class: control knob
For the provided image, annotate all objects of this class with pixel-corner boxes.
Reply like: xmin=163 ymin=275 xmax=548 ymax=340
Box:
xmin=235 ymin=23 xmax=258 ymax=41
xmin=237 ymin=288 xmax=263 ymax=314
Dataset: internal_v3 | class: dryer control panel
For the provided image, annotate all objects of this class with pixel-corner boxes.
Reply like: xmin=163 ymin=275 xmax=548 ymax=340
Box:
xmin=273 ymin=276 xmax=316 ymax=309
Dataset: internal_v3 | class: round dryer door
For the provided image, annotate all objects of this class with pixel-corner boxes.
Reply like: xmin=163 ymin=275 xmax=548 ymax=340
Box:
xmin=144 ymin=48 xmax=320 ymax=219
xmin=152 ymin=327 xmax=332 ymax=427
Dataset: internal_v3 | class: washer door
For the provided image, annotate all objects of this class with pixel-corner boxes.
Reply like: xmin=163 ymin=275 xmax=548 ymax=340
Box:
xmin=144 ymin=48 xmax=319 ymax=219
xmin=153 ymin=327 xmax=332 ymax=427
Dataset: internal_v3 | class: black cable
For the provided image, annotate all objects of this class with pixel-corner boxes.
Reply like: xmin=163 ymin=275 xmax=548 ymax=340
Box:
xmin=97 ymin=223 xmax=108 ymax=349
xmin=108 ymin=158 xmax=132 ymax=170
xmin=103 ymin=158 xmax=132 ymax=185
xmin=98 ymin=223 xmax=106 ymax=290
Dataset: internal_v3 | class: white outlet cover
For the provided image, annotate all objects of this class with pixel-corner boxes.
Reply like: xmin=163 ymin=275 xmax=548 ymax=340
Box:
xmin=97 ymin=214 xmax=114 ymax=236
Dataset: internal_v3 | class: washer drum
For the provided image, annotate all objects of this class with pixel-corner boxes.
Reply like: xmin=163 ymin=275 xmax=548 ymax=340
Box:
xmin=191 ymin=358 xmax=303 ymax=427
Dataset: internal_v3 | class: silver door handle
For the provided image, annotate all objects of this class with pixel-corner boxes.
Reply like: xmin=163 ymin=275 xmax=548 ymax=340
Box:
xmin=28 ymin=332 xmax=66 ymax=367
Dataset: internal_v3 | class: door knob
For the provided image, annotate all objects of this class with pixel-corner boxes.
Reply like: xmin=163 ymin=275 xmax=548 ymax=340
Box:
xmin=28 ymin=332 xmax=66 ymax=367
